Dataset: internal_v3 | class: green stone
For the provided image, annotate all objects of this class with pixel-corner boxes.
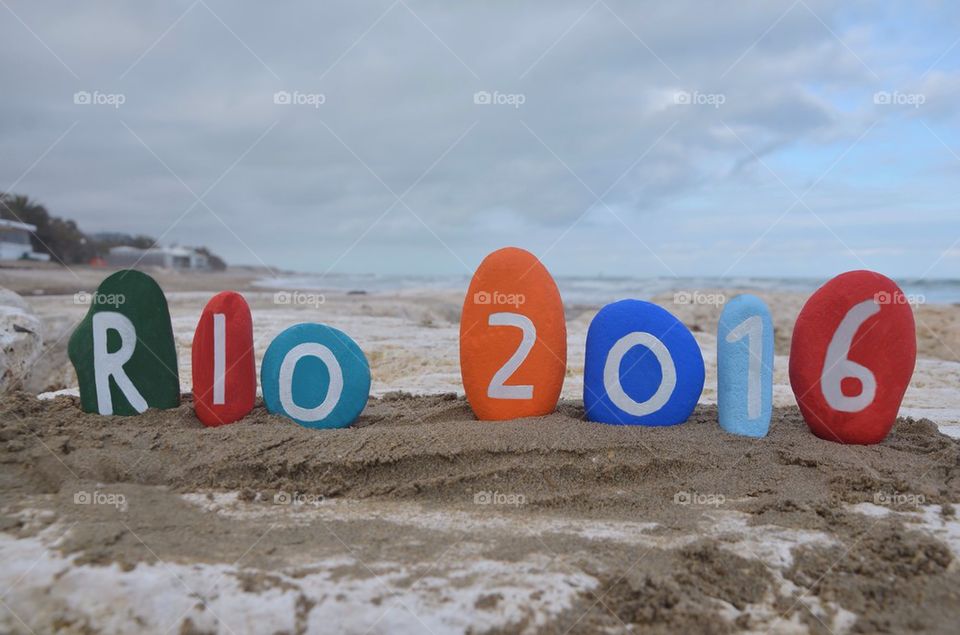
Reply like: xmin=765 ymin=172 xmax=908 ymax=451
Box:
xmin=68 ymin=270 xmax=180 ymax=415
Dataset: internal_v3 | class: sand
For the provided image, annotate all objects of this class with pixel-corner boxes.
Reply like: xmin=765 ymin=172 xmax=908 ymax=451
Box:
xmin=2 ymin=264 xmax=960 ymax=633
xmin=2 ymin=393 xmax=960 ymax=633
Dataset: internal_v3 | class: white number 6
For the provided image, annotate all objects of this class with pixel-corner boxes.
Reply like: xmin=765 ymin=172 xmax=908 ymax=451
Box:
xmin=821 ymin=299 xmax=880 ymax=412
xmin=487 ymin=312 xmax=536 ymax=400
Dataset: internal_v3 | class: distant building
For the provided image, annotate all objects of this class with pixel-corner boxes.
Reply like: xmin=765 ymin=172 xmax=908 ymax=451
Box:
xmin=0 ymin=219 xmax=50 ymax=261
xmin=105 ymin=246 xmax=210 ymax=270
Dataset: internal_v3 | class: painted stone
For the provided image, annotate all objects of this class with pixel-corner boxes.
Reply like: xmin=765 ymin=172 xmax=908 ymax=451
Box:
xmin=460 ymin=247 xmax=566 ymax=420
xmin=789 ymin=270 xmax=916 ymax=444
xmin=717 ymin=294 xmax=774 ymax=437
xmin=261 ymin=323 xmax=370 ymax=429
xmin=68 ymin=270 xmax=180 ymax=415
xmin=584 ymin=299 xmax=704 ymax=426
xmin=191 ymin=291 xmax=256 ymax=427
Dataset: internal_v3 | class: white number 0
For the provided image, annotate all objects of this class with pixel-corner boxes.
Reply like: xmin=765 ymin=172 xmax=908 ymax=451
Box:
xmin=821 ymin=299 xmax=880 ymax=412
xmin=603 ymin=332 xmax=677 ymax=416
xmin=487 ymin=312 xmax=535 ymax=400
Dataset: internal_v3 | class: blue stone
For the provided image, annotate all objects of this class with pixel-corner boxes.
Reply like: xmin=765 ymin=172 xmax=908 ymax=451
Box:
xmin=717 ymin=294 xmax=774 ymax=437
xmin=584 ymin=300 xmax=704 ymax=425
xmin=261 ymin=323 xmax=370 ymax=429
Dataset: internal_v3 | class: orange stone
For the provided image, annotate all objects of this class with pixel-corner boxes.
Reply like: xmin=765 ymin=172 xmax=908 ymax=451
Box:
xmin=460 ymin=247 xmax=567 ymax=420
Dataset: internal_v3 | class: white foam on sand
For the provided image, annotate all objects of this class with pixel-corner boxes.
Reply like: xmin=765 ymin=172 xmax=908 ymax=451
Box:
xmin=179 ymin=494 xmax=854 ymax=633
xmin=847 ymin=502 xmax=960 ymax=556
xmin=900 ymin=358 xmax=960 ymax=427
xmin=37 ymin=387 xmax=79 ymax=400
xmin=5 ymin=497 xmax=957 ymax=633
xmin=183 ymin=493 xmax=835 ymax=564
xmin=0 ymin=522 xmax=595 ymax=635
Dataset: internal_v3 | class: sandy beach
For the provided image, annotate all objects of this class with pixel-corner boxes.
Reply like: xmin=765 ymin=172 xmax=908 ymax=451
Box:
xmin=2 ymin=394 xmax=959 ymax=633
xmin=1 ymin=265 xmax=959 ymax=633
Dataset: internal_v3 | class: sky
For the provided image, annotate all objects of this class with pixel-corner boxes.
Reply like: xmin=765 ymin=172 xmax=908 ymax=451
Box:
xmin=1 ymin=0 xmax=959 ymax=279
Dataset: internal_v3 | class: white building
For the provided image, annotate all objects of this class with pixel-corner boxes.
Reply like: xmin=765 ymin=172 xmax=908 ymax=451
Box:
xmin=0 ymin=219 xmax=50 ymax=261
xmin=105 ymin=246 xmax=209 ymax=270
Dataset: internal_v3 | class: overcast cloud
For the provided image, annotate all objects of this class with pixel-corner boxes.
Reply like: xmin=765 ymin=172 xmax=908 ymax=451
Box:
xmin=1 ymin=0 xmax=959 ymax=278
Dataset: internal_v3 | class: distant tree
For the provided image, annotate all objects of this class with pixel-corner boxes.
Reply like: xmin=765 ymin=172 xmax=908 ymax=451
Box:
xmin=0 ymin=193 xmax=96 ymax=263
xmin=0 ymin=193 xmax=49 ymax=245
xmin=128 ymin=235 xmax=157 ymax=250
xmin=1 ymin=192 xmax=230 ymax=270
xmin=47 ymin=217 xmax=95 ymax=263
xmin=90 ymin=232 xmax=158 ymax=253
xmin=194 ymin=246 xmax=227 ymax=271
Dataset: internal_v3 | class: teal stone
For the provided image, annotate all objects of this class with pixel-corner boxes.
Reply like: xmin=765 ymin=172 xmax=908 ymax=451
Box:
xmin=261 ymin=323 xmax=370 ymax=429
xmin=68 ymin=270 xmax=180 ymax=415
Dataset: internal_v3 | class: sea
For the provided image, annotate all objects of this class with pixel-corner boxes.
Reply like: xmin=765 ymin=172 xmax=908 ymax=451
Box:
xmin=252 ymin=274 xmax=960 ymax=305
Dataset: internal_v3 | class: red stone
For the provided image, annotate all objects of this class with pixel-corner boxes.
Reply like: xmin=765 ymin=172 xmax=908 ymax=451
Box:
xmin=789 ymin=270 xmax=916 ymax=444
xmin=192 ymin=291 xmax=256 ymax=426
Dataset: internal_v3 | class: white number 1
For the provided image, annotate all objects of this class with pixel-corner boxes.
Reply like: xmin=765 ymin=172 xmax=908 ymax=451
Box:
xmin=487 ymin=312 xmax=536 ymax=400
xmin=725 ymin=315 xmax=762 ymax=419
xmin=213 ymin=313 xmax=226 ymax=405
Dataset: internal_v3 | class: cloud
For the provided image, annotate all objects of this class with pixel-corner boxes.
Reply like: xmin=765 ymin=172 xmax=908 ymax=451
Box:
xmin=0 ymin=0 xmax=956 ymax=277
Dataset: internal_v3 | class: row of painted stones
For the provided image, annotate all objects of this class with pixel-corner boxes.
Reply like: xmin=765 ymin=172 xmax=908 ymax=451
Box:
xmin=67 ymin=248 xmax=915 ymax=444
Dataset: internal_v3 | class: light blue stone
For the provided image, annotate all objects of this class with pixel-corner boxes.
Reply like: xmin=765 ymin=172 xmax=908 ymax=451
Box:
xmin=261 ymin=323 xmax=370 ymax=429
xmin=584 ymin=300 xmax=705 ymax=426
xmin=717 ymin=294 xmax=774 ymax=437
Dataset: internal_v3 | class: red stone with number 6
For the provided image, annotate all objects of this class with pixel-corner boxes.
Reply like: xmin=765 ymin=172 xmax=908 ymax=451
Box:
xmin=789 ymin=270 xmax=916 ymax=444
xmin=192 ymin=291 xmax=257 ymax=426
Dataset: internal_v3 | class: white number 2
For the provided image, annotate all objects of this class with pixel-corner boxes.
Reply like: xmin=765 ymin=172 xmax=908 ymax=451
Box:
xmin=487 ymin=312 xmax=536 ymax=400
xmin=821 ymin=299 xmax=880 ymax=412
xmin=726 ymin=315 xmax=762 ymax=419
